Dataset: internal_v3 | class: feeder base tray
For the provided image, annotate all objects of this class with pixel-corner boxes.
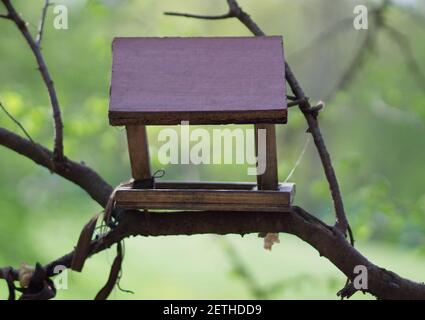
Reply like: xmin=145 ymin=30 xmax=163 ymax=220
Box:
xmin=114 ymin=181 xmax=295 ymax=212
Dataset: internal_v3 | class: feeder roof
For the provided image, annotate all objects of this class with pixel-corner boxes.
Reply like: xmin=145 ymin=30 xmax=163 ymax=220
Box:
xmin=108 ymin=36 xmax=287 ymax=126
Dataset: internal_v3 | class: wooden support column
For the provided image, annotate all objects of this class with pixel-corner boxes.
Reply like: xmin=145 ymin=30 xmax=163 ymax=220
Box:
xmin=255 ymin=124 xmax=278 ymax=190
xmin=126 ymin=125 xmax=151 ymax=181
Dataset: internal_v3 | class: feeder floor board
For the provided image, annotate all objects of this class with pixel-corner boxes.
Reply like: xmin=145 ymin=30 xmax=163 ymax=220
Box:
xmin=155 ymin=181 xmax=258 ymax=190
xmin=114 ymin=183 xmax=295 ymax=212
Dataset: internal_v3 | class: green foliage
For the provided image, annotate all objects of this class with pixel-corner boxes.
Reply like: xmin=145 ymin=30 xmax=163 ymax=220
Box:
xmin=0 ymin=0 xmax=424 ymax=299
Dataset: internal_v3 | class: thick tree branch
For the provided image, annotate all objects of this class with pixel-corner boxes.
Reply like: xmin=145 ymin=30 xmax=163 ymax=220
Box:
xmin=0 ymin=128 xmax=112 ymax=207
xmin=47 ymin=208 xmax=425 ymax=300
xmin=2 ymin=208 xmax=425 ymax=300
xmin=1 ymin=0 xmax=64 ymax=161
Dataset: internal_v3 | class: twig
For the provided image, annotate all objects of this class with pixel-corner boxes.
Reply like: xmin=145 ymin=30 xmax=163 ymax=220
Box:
xmin=323 ymin=2 xmax=390 ymax=102
xmin=164 ymin=11 xmax=234 ymax=20
xmin=0 ymin=102 xmax=60 ymax=173
xmin=1 ymin=0 xmax=64 ymax=161
xmin=383 ymin=24 xmax=425 ymax=91
xmin=337 ymin=281 xmax=357 ymax=299
xmin=323 ymin=26 xmax=377 ymax=102
xmin=0 ymin=101 xmax=34 ymax=143
xmin=36 ymin=0 xmax=50 ymax=48
xmin=220 ymin=240 xmax=267 ymax=299
xmin=402 ymin=9 xmax=425 ymax=28
xmin=320 ymin=1 xmax=425 ymax=104
xmin=0 ymin=127 xmax=113 ymax=206
xmin=288 ymin=16 xmax=354 ymax=63
xmin=226 ymin=0 xmax=264 ymax=36
xmin=287 ymin=98 xmax=308 ymax=108
xmin=0 ymin=12 xmax=9 ymax=19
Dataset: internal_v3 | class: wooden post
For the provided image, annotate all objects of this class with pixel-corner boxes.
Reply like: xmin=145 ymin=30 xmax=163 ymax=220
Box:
xmin=255 ymin=124 xmax=278 ymax=190
xmin=126 ymin=125 xmax=151 ymax=181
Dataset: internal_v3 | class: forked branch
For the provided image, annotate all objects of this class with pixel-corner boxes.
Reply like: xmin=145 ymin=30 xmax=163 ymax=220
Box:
xmin=1 ymin=0 xmax=65 ymax=161
xmin=36 ymin=0 xmax=50 ymax=47
xmin=0 ymin=127 xmax=112 ymax=207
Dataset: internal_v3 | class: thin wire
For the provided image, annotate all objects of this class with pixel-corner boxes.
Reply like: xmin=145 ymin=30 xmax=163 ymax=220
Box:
xmin=284 ymin=136 xmax=311 ymax=183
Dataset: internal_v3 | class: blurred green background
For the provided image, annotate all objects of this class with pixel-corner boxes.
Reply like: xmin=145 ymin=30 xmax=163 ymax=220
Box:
xmin=0 ymin=0 xmax=424 ymax=299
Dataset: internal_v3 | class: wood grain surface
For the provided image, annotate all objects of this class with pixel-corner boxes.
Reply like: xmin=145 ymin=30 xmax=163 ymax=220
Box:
xmin=109 ymin=36 xmax=287 ymax=125
xmin=114 ymin=183 xmax=295 ymax=212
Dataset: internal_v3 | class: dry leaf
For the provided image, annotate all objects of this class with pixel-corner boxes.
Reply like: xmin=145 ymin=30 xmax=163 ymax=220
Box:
xmin=263 ymin=233 xmax=280 ymax=251
xmin=19 ymin=263 xmax=35 ymax=288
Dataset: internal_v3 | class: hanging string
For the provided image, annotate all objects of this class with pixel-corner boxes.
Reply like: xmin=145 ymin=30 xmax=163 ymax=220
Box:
xmin=283 ymin=101 xmax=326 ymax=183
xmin=284 ymin=136 xmax=311 ymax=183
xmin=116 ymin=240 xmax=134 ymax=295
xmin=152 ymin=169 xmax=166 ymax=178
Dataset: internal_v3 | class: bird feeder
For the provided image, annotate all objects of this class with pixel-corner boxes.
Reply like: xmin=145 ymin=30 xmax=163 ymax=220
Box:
xmin=108 ymin=36 xmax=295 ymax=212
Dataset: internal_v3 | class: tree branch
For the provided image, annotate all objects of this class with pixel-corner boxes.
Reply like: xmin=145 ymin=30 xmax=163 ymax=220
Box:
xmin=0 ymin=101 xmax=34 ymax=143
xmin=36 ymin=0 xmax=50 ymax=48
xmin=164 ymin=11 xmax=234 ymax=20
xmin=0 ymin=127 xmax=112 ymax=207
xmin=1 ymin=0 xmax=65 ymax=161
xmin=288 ymin=16 xmax=354 ymax=63
xmin=324 ymin=29 xmax=377 ymax=102
xmin=2 ymin=207 xmax=425 ymax=300
xmin=235 ymin=2 xmax=348 ymax=234
xmin=323 ymin=2 xmax=390 ymax=102
xmin=383 ymin=24 xmax=425 ymax=91
xmin=221 ymin=240 xmax=268 ymax=298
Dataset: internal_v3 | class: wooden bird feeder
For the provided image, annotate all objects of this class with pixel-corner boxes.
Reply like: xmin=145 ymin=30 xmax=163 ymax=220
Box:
xmin=108 ymin=36 xmax=295 ymax=212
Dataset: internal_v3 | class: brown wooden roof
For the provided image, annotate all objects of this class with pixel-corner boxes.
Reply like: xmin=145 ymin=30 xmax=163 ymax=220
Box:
xmin=108 ymin=37 xmax=287 ymax=125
